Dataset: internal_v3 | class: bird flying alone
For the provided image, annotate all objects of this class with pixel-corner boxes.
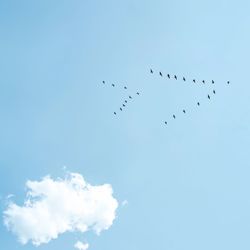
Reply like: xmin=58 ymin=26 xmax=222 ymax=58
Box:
xmin=112 ymin=84 xmax=115 ymax=87
xmin=129 ymin=96 xmax=132 ymax=99
xmin=227 ymin=81 xmax=230 ymax=84
xmin=150 ymin=69 xmax=153 ymax=73
xmin=102 ymin=81 xmax=105 ymax=84
xmin=197 ymin=102 xmax=200 ymax=106
xmin=173 ymin=115 xmax=176 ymax=119
xmin=183 ymin=77 xmax=186 ymax=81
xmin=114 ymin=112 xmax=116 ymax=115
xmin=124 ymin=86 xmax=127 ymax=89
xmin=202 ymin=80 xmax=205 ymax=84
xmin=208 ymin=95 xmax=210 ymax=99
xmin=183 ymin=109 xmax=186 ymax=114
xmin=212 ymin=80 xmax=215 ymax=84
xmin=164 ymin=121 xmax=167 ymax=125
xmin=193 ymin=79 xmax=196 ymax=83
xmin=120 ymin=108 xmax=122 ymax=111
xmin=136 ymin=92 xmax=140 ymax=95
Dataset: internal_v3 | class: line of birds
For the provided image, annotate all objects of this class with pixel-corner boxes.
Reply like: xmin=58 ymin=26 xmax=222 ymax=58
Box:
xmin=164 ymin=90 xmax=217 ymax=125
xmin=150 ymin=69 xmax=230 ymax=85
xmin=101 ymin=80 xmax=140 ymax=115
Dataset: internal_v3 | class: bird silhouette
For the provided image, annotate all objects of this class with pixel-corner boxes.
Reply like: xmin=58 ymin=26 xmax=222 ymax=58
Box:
xmin=167 ymin=74 xmax=170 ymax=79
xmin=102 ymin=81 xmax=105 ymax=84
xmin=120 ymin=108 xmax=122 ymax=111
xmin=227 ymin=81 xmax=230 ymax=84
xmin=150 ymin=69 xmax=153 ymax=73
xmin=129 ymin=96 xmax=132 ymax=99
xmin=125 ymin=100 xmax=128 ymax=103
xmin=173 ymin=115 xmax=176 ymax=119
xmin=193 ymin=79 xmax=196 ymax=83
xmin=183 ymin=77 xmax=186 ymax=81
xmin=164 ymin=121 xmax=167 ymax=125
xmin=124 ymin=86 xmax=127 ymax=89
xmin=112 ymin=84 xmax=115 ymax=87
xmin=208 ymin=95 xmax=210 ymax=99
xmin=123 ymin=104 xmax=126 ymax=107
xmin=159 ymin=72 xmax=163 ymax=77
xmin=212 ymin=80 xmax=214 ymax=84
xmin=136 ymin=92 xmax=140 ymax=95
xmin=197 ymin=102 xmax=200 ymax=106
xmin=202 ymin=80 xmax=205 ymax=84
xmin=183 ymin=109 xmax=186 ymax=114
xmin=213 ymin=90 xmax=216 ymax=94
xmin=174 ymin=75 xmax=177 ymax=80
xmin=114 ymin=112 xmax=116 ymax=115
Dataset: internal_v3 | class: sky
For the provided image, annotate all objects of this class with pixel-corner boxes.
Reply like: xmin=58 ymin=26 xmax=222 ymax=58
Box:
xmin=1 ymin=0 xmax=250 ymax=249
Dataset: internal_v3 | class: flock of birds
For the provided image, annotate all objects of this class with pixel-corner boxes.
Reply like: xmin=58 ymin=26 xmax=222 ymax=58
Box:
xmin=150 ymin=68 xmax=230 ymax=125
xmin=102 ymin=80 xmax=140 ymax=115
xmin=102 ymin=69 xmax=230 ymax=126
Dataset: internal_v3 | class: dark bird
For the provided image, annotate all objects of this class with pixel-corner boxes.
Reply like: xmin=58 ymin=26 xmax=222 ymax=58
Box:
xmin=114 ymin=112 xmax=116 ymax=115
xmin=120 ymin=108 xmax=122 ymax=111
xmin=167 ymin=74 xmax=170 ymax=79
xmin=193 ymin=79 xmax=196 ymax=83
xmin=123 ymin=104 xmax=126 ymax=107
xmin=174 ymin=75 xmax=177 ymax=80
xmin=208 ymin=95 xmax=210 ymax=99
xmin=136 ymin=92 xmax=140 ymax=95
xmin=164 ymin=121 xmax=167 ymax=125
xmin=159 ymin=71 xmax=163 ymax=77
xmin=124 ymin=86 xmax=127 ymax=89
xmin=102 ymin=81 xmax=105 ymax=84
xmin=129 ymin=96 xmax=132 ymax=99
xmin=212 ymin=80 xmax=215 ymax=84
xmin=213 ymin=90 xmax=216 ymax=94
xmin=183 ymin=109 xmax=186 ymax=114
xmin=112 ymin=84 xmax=115 ymax=87
xmin=173 ymin=115 xmax=176 ymax=119
xmin=183 ymin=77 xmax=186 ymax=81
xmin=227 ymin=81 xmax=230 ymax=84
xmin=150 ymin=69 xmax=153 ymax=73
xmin=202 ymin=80 xmax=205 ymax=84
xmin=197 ymin=102 xmax=200 ymax=106
xmin=125 ymin=100 xmax=128 ymax=103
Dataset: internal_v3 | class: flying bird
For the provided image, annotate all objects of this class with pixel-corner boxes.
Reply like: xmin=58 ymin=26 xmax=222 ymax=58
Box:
xmin=167 ymin=74 xmax=170 ymax=79
xmin=183 ymin=77 xmax=186 ymax=81
xmin=174 ymin=75 xmax=177 ymax=80
xmin=212 ymin=80 xmax=214 ymax=84
xmin=227 ymin=81 xmax=230 ymax=84
xmin=164 ymin=121 xmax=167 ymax=125
xmin=193 ymin=79 xmax=196 ymax=83
xmin=202 ymin=80 xmax=205 ymax=84
xmin=112 ymin=84 xmax=115 ymax=87
xmin=102 ymin=81 xmax=105 ymax=84
xmin=213 ymin=90 xmax=216 ymax=94
xmin=124 ymin=86 xmax=127 ymax=89
xmin=114 ymin=112 xmax=116 ymax=115
xmin=123 ymin=104 xmax=126 ymax=107
xmin=120 ymin=108 xmax=123 ymax=111
xmin=159 ymin=71 xmax=163 ymax=77
xmin=129 ymin=96 xmax=132 ymax=99
xmin=150 ymin=69 xmax=153 ymax=73
xmin=183 ymin=109 xmax=186 ymax=114
xmin=197 ymin=102 xmax=200 ymax=106
xmin=125 ymin=100 xmax=128 ymax=103
xmin=208 ymin=95 xmax=210 ymax=99
xmin=173 ymin=115 xmax=176 ymax=119
xmin=136 ymin=92 xmax=140 ymax=95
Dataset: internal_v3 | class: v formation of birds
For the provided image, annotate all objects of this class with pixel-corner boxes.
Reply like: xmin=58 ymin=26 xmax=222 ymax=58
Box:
xmin=102 ymin=80 xmax=140 ymax=115
xmin=101 ymin=69 xmax=230 ymax=126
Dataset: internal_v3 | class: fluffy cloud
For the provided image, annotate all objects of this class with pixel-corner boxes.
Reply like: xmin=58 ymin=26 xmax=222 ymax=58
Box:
xmin=74 ymin=241 xmax=89 ymax=250
xmin=3 ymin=173 xmax=118 ymax=246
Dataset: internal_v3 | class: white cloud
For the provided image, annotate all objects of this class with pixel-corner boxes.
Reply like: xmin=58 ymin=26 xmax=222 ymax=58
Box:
xmin=3 ymin=173 xmax=118 ymax=246
xmin=74 ymin=241 xmax=89 ymax=250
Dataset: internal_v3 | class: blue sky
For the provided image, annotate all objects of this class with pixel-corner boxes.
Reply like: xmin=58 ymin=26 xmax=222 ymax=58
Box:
xmin=1 ymin=0 xmax=250 ymax=249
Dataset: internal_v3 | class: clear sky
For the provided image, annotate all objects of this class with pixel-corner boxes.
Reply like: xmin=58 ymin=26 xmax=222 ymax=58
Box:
xmin=1 ymin=0 xmax=250 ymax=249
